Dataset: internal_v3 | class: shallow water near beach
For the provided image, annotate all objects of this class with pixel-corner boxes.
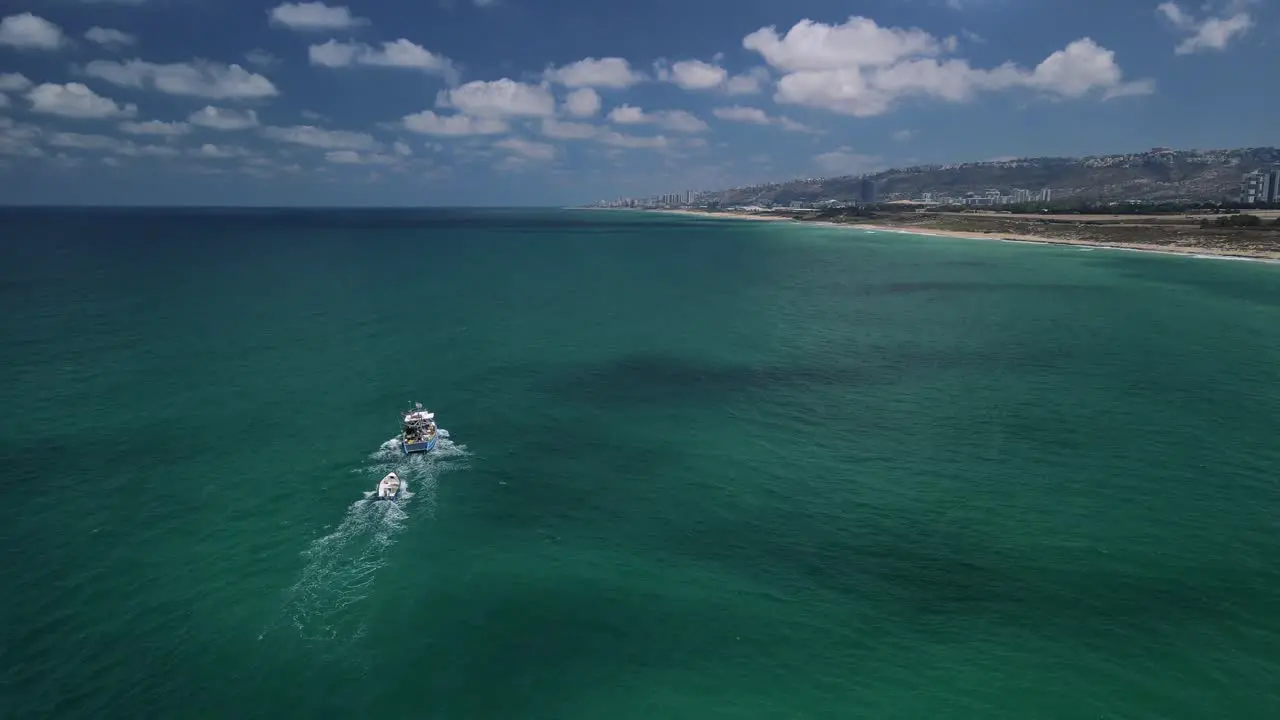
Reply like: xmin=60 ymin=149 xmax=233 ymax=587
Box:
xmin=2 ymin=208 xmax=1279 ymax=718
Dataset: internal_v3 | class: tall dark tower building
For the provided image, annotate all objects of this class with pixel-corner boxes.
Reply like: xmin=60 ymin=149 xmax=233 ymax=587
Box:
xmin=859 ymin=178 xmax=878 ymax=204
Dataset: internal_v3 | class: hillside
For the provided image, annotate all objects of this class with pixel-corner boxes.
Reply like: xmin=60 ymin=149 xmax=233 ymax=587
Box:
xmin=707 ymin=147 xmax=1280 ymax=206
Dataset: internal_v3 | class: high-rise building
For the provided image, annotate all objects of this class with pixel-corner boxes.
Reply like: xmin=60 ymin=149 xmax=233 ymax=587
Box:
xmin=1241 ymin=171 xmax=1272 ymax=204
xmin=859 ymin=178 xmax=877 ymax=204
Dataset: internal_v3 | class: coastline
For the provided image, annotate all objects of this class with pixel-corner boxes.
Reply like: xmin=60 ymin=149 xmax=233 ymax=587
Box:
xmin=642 ymin=208 xmax=1280 ymax=263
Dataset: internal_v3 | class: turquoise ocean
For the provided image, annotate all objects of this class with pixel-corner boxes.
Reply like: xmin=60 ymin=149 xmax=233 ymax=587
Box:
xmin=2 ymin=208 xmax=1279 ymax=718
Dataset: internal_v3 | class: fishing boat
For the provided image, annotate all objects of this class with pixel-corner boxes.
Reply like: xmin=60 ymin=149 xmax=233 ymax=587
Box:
xmin=376 ymin=472 xmax=402 ymax=500
xmin=400 ymin=402 xmax=438 ymax=455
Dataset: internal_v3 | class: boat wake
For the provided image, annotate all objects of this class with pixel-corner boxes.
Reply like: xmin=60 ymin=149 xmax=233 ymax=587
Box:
xmin=260 ymin=429 xmax=468 ymax=644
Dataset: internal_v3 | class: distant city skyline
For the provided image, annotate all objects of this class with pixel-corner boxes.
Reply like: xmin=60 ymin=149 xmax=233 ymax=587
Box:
xmin=589 ymin=183 xmax=1054 ymax=210
xmin=597 ymin=146 xmax=1280 ymax=209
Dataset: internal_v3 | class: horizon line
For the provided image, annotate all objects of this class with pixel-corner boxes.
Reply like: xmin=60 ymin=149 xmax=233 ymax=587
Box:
xmin=0 ymin=204 xmax=582 ymax=210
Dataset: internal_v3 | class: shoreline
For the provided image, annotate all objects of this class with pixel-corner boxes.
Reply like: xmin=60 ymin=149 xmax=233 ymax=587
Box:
xmin=639 ymin=208 xmax=1280 ymax=263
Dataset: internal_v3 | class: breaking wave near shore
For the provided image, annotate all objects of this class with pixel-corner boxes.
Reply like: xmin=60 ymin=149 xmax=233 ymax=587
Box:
xmin=261 ymin=429 xmax=469 ymax=644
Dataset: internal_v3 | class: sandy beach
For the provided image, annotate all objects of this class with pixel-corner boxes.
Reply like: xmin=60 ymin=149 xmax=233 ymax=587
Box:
xmin=645 ymin=208 xmax=1280 ymax=262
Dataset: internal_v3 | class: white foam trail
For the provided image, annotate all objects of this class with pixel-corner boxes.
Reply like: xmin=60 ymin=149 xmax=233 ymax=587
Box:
xmin=260 ymin=428 xmax=469 ymax=643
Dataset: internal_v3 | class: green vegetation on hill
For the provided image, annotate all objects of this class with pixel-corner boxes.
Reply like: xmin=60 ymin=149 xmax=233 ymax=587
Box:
xmin=994 ymin=200 xmax=1280 ymax=214
xmin=708 ymin=147 xmax=1280 ymax=206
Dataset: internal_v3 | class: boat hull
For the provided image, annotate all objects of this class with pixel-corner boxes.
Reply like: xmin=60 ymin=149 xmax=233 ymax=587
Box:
xmin=401 ymin=434 xmax=438 ymax=455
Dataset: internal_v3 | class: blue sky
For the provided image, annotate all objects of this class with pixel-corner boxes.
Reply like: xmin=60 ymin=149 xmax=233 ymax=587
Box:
xmin=0 ymin=0 xmax=1272 ymax=206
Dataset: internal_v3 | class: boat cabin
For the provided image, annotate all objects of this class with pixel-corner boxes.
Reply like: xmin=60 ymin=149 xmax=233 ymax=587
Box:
xmin=402 ymin=407 xmax=437 ymax=444
xmin=378 ymin=472 xmax=401 ymax=498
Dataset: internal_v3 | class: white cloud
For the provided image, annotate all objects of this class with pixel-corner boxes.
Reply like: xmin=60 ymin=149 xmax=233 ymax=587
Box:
xmin=437 ymin=78 xmax=555 ymax=117
xmin=84 ymin=59 xmax=279 ymax=100
xmin=724 ymin=67 xmax=771 ymax=95
xmin=607 ymin=104 xmax=646 ymax=124
xmin=604 ymin=103 xmax=645 ymax=122
xmin=402 ymin=110 xmax=508 ymax=136
xmin=188 ymin=105 xmax=260 ymax=130
xmin=131 ymin=145 xmax=180 ymax=157
xmin=236 ymin=156 xmax=304 ymax=178
xmin=777 ymin=117 xmax=816 ymax=133
xmin=393 ymin=141 xmax=412 ymax=156
xmin=0 ymin=118 xmax=43 ymax=157
xmin=309 ymin=39 xmax=456 ymax=79
xmin=813 ymin=145 xmax=881 ymax=175
xmin=245 ymin=49 xmax=280 ymax=67
xmin=1033 ymin=40 xmax=1155 ymax=99
xmin=0 ymin=93 xmax=7 ymax=109
xmin=657 ymin=59 xmax=770 ymax=96
xmin=50 ymin=152 xmax=80 ymax=167
xmin=0 ymin=73 xmax=31 ymax=92
xmin=324 ymin=150 xmax=361 ymax=164
xmin=606 ymin=104 xmax=707 ymax=132
xmin=892 ymin=129 xmax=916 ymax=141
xmin=744 ymin=16 xmax=1152 ymax=116
xmin=544 ymin=57 xmax=644 ymax=89
xmin=597 ymin=131 xmax=668 ymax=149
xmin=0 ymin=13 xmax=67 ymax=50
xmin=195 ymin=143 xmax=251 ymax=158
xmin=540 ymin=118 xmax=599 ymax=140
xmin=0 ymin=117 xmax=37 ymax=135
xmin=495 ymin=137 xmax=555 ymax=160
xmin=84 ymin=27 xmax=136 ymax=48
xmin=711 ymin=105 xmax=817 ymax=133
xmin=28 ymin=83 xmax=138 ymax=119
xmin=1157 ymin=2 xmax=1253 ymax=54
xmin=261 ymin=124 xmax=380 ymax=150
xmin=120 ymin=120 xmax=191 ymax=136
xmin=653 ymin=110 xmax=707 ymax=133
xmin=268 ymin=2 xmax=368 ymax=31
xmin=535 ymin=117 xmax=671 ymax=151
xmin=47 ymin=132 xmax=177 ymax=157
xmin=1158 ymin=3 xmax=1192 ymax=25
xmin=562 ymin=88 xmax=601 ymax=117
xmin=712 ymin=105 xmax=771 ymax=124
xmin=324 ymin=149 xmax=400 ymax=164
xmin=668 ymin=59 xmax=727 ymax=90
xmin=745 ymin=16 xmax=942 ymax=72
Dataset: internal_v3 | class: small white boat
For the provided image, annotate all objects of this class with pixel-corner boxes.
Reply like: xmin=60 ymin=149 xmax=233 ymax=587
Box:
xmin=376 ymin=472 xmax=401 ymax=500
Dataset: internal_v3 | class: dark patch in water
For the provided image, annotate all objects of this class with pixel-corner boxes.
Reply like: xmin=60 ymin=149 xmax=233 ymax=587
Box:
xmin=542 ymin=347 xmax=1072 ymax=407
xmin=661 ymin=503 xmax=1280 ymax=642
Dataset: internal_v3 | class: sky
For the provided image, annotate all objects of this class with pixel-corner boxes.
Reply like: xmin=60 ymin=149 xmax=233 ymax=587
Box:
xmin=0 ymin=0 xmax=1273 ymax=206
